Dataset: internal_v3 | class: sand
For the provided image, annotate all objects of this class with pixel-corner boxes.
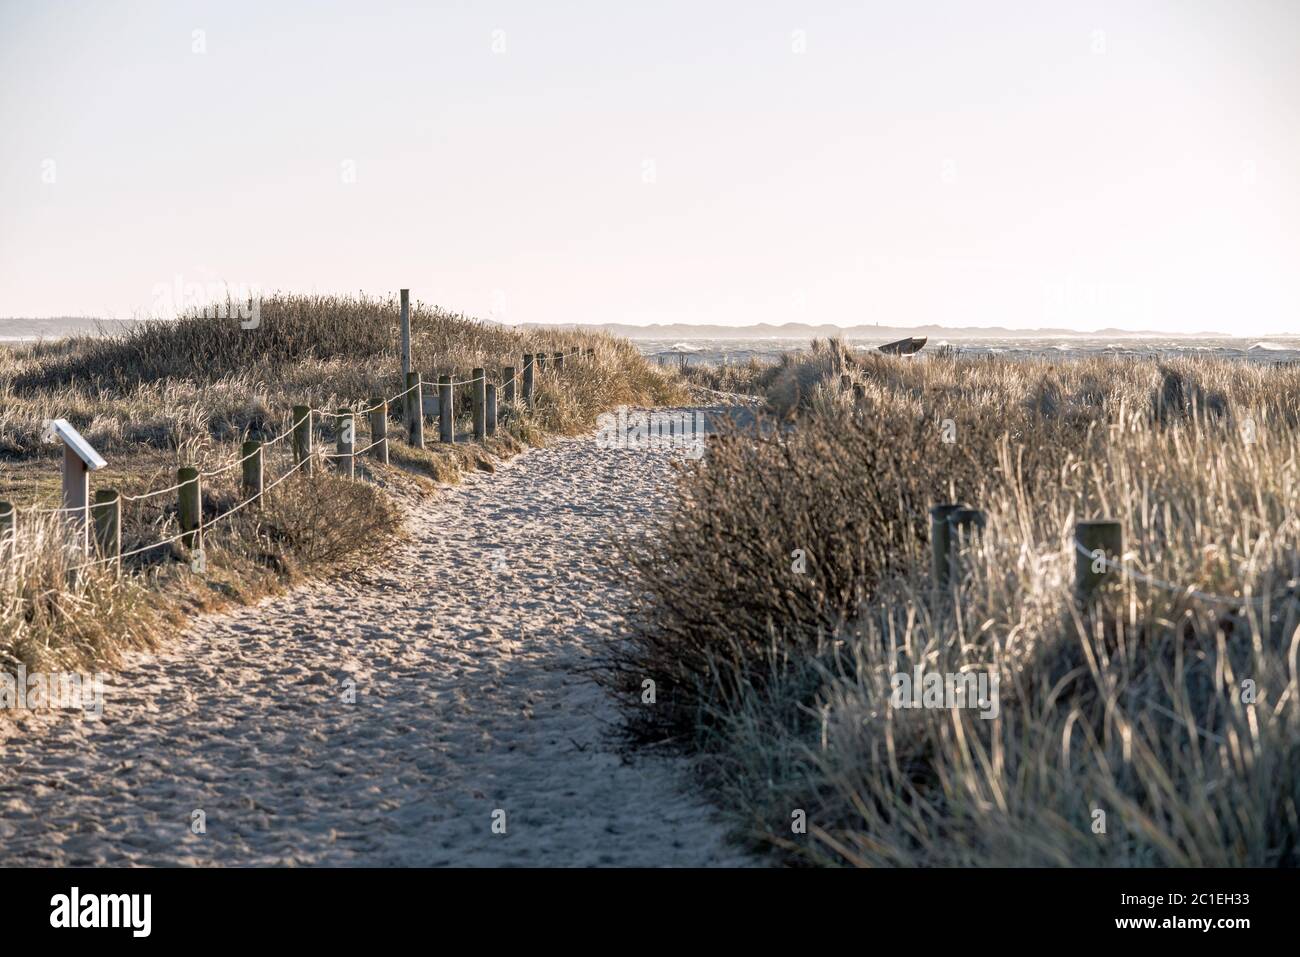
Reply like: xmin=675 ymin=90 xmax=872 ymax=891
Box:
xmin=0 ymin=407 xmax=754 ymax=867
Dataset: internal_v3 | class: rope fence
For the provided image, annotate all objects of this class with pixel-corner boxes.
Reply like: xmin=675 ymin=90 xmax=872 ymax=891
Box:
xmin=13 ymin=327 xmax=1276 ymax=628
xmin=929 ymin=502 xmax=1294 ymax=611
xmin=0 ymin=342 xmax=597 ymax=574
xmin=1070 ymin=536 xmax=1282 ymax=608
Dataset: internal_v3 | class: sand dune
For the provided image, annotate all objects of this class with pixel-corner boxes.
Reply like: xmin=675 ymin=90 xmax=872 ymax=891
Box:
xmin=0 ymin=408 xmax=751 ymax=867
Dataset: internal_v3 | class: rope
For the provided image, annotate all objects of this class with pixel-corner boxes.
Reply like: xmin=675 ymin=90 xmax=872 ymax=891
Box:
xmin=20 ymin=351 xmax=586 ymax=532
xmin=386 ymin=380 xmax=419 ymax=402
xmin=1071 ymin=539 xmax=1284 ymax=608
xmin=69 ymin=455 xmax=313 ymax=571
xmin=119 ymin=479 xmax=194 ymax=504
xmin=192 ymin=419 xmax=299 ymax=479
xmin=322 ymin=436 xmax=388 ymax=458
xmin=197 ymin=454 xmax=310 ymax=531
xmin=310 ymin=377 xmax=423 ymax=419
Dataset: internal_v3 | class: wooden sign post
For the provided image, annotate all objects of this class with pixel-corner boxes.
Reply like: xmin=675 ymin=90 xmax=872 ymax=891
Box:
xmin=47 ymin=419 xmax=107 ymax=557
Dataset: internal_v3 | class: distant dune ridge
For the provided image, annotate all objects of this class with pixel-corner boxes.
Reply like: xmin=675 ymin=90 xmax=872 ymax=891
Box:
xmin=0 ymin=315 xmax=1249 ymax=343
xmin=0 ymin=316 xmax=141 ymax=340
xmin=512 ymin=320 xmax=1234 ymax=340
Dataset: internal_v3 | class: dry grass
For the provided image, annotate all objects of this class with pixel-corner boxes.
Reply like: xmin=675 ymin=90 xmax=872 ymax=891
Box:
xmin=1 ymin=293 xmax=682 ymax=696
xmin=1 ymin=293 xmax=678 ymax=460
xmin=613 ymin=348 xmax=1300 ymax=867
xmin=678 ymin=357 xmax=775 ymax=397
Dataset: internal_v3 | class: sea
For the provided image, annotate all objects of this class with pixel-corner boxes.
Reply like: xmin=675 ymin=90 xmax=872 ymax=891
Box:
xmin=5 ymin=321 xmax=1298 ymax=367
xmin=634 ymin=337 xmax=1300 ymax=367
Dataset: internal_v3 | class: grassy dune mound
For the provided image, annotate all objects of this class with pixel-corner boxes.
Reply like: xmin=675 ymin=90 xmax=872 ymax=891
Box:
xmin=614 ymin=349 xmax=1300 ymax=866
xmin=1 ymin=293 xmax=682 ymax=683
xmin=2 ymin=292 xmax=676 ymax=456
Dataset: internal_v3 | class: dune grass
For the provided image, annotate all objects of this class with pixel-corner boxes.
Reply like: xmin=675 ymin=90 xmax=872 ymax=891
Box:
xmin=1 ymin=293 xmax=683 ymax=692
xmin=612 ymin=345 xmax=1300 ymax=866
xmin=677 ymin=357 xmax=775 ymax=397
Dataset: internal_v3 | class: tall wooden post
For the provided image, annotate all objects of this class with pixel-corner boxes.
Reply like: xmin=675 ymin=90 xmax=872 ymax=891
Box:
xmin=946 ymin=507 xmax=985 ymax=583
xmin=91 ymin=489 xmax=121 ymax=572
xmin=336 ymin=408 xmax=355 ymax=478
xmin=370 ymin=397 xmax=389 ymax=464
xmin=486 ymin=383 xmax=498 ymax=436
xmin=472 ymin=368 xmax=486 ymax=441
xmin=929 ymin=503 xmax=964 ymax=590
xmin=406 ymin=372 xmax=424 ymax=449
xmin=241 ymin=440 xmax=263 ymax=503
xmin=536 ymin=353 xmax=546 ymax=373
xmin=522 ymin=354 xmax=535 ymax=408
xmin=949 ymin=508 xmax=985 ymax=542
xmin=62 ymin=443 xmax=90 ymax=556
xmin=554 ymin=351 xmax=564 ymax=370
xmin=1075 ymin=520 xmax=1123 ymax=600
xmin=292 ymin=405 xmax=313 ymax=476
xmin=503 ymin=366 xmax=516 ymax=404
xmin=439 ymin=374 xmax=454 ymax=443
xmin=177 ymin=467 xmax=201 ymax=550
xmin=400 ymin=288 xmax=411 ymax=383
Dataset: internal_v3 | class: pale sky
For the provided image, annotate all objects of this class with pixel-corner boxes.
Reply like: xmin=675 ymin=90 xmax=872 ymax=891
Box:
xmin=1 ymin=0 xmax=1297 ymax=333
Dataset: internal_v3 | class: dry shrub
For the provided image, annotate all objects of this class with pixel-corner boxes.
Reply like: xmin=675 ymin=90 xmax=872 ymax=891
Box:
xmin=615 ymin=352 xmax=1300 ymax=866
xmin=679 ymin=357 xmax=775 ymax=396
xmin=612 ymin=405 xmax=1001 ymax=737
xmin=252 ymin=471 xmax=402 ymax=571
xmin=0 ymin=514 xmax=159 ymax=676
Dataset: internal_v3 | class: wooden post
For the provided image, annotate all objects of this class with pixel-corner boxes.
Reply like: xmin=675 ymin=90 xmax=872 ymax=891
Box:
xmin=177 ymin=467 xmax=201 ymax=550
xmin=522 ymin=354 xmax=535 ymax=408
xmin=406 ymin=372 xmax=424 ymax=449
xmin=472 ymin=368 xmax=486 ymax=441
xmin=91 ymin=489 xmax=121 ymax=572
xmin=840 ymin=374 xmax=851 ymax=391
xmin=554 ymin=351 xmax=564 ymax=370
xmin=400 ymin=288 xmax=411 ymax=383
xmin=503 ymin=366 xmax=516 ymax=405
xmin=536 ymin=352 xmax=546 ymax=373
xmin=370 ymin=397 xmax=389 ymax=464
xmin=0 ymin=501 xmax=13 ymax=556
xmin=950 ymin=508 xmax=985 ymax=541
xmin=929 ymin=503 xmax=964 ymax=589
xmin=292 ymin=405 xmax=313 ymax=476
xmin=62 ymin=443 xmax=90 ymax=556
xmin=336 ymin=408 xmax=354 ymax=478
xmin=852 ymin=383 xmax=865 ymax=407
xmin=439 ymin=374 xmax=454 ymax=443
xmin=241 ymin=440 xmax=263 ymax=502
xmin=1075 ymin=519 xmax=1123 ymax=600
xmin=486 ymin=383 xmax=498 ymax=436
xmin=946 ymin=507 xmax=985 ymax=583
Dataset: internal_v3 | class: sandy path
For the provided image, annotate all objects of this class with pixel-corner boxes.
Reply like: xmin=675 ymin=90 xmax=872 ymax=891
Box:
xmin=0 ymin=409 xmax=751 ymax=866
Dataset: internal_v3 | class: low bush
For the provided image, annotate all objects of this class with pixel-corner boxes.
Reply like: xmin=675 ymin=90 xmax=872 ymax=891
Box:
xmin=613 ymin=351 xmax=1300 ymax=866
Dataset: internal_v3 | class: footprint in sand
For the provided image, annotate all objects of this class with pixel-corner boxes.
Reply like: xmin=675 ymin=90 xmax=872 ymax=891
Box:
xmin=0 ymin=408 xmax=755 ymax=867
